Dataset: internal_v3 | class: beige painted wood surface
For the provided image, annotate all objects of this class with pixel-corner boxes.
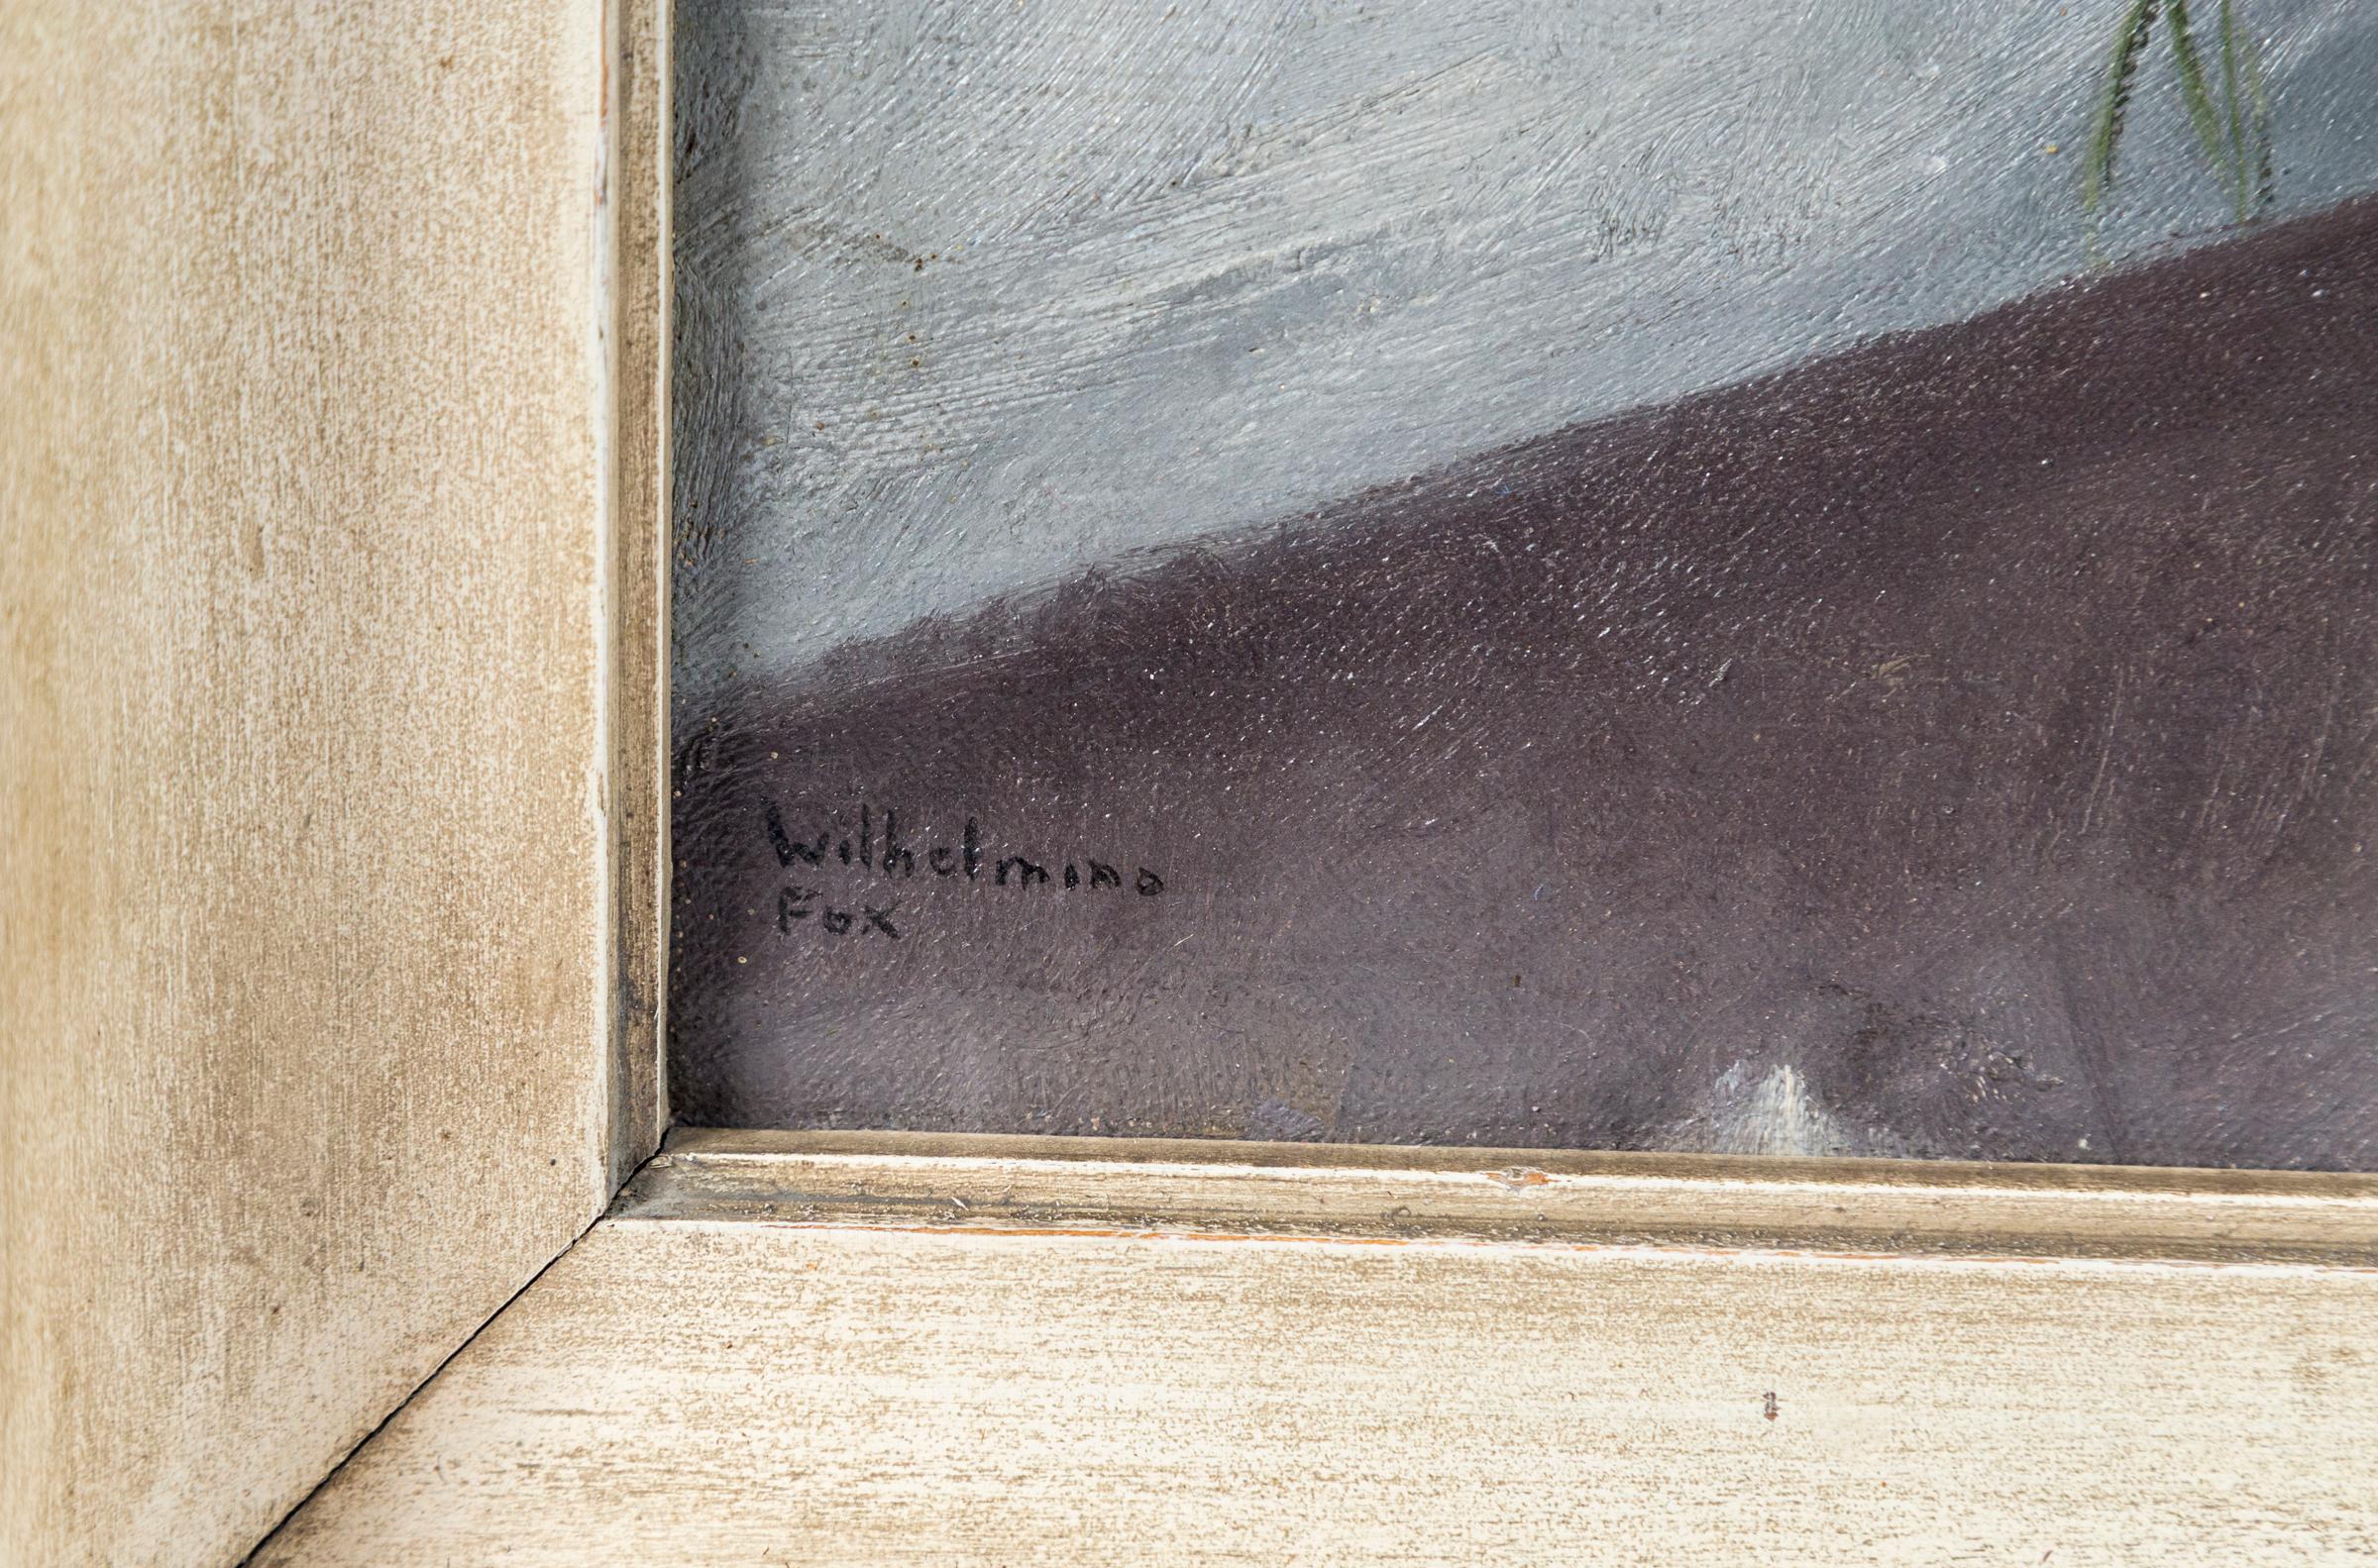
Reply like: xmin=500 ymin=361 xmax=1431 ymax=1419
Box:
xmin=603 ymin=0 xmax=672 ymax=1191
xmin=0 ymin=1 xmax=641 ymax=1561
xmin=639 ymin=1128 xmax=2378 ymax=1263
xmin=265 ymin=1143 xmax=2378 ymax=1564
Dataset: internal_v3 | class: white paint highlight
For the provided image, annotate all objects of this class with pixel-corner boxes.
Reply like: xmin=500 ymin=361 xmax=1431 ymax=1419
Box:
xmin=1686 ymin=1063 xmax=1875 ymax=1159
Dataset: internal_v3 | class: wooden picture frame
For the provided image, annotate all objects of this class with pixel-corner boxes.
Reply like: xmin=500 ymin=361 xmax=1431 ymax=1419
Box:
xmin=263 ymin=1128 xmax=2378 ymax=1563
xmin=264 ymin=8 xmax=2378 ymax=1561
xmin=7 ymin=3 xmax=2372 ymax=1563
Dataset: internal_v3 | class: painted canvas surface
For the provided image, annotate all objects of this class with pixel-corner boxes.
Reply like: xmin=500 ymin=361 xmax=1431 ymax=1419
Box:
xmin=671 ymin=0 xmax=2378 ymax=1167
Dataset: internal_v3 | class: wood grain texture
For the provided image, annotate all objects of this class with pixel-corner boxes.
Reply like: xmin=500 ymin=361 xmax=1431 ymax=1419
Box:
xmin=604 ymin=0 xmax=673 ymax=1188
xmin=261 ymin=1151 xmax=2378 ymax=1564
xmin=628 ymin=1129 xmax=2378 ymax=1265
xmin=0 ymin=1 xmax=627 ymax=1561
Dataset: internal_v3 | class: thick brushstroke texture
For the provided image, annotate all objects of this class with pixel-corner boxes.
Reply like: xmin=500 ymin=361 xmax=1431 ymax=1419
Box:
xmin=674 ymin=0 xmax=2378 ymax=700
xmin=675 ymin=200 xmax=2378 ymax=1168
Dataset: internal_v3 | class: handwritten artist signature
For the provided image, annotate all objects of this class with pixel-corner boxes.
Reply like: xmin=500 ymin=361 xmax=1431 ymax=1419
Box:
xmin=762 ymin=801 xmax=1165 ymax=941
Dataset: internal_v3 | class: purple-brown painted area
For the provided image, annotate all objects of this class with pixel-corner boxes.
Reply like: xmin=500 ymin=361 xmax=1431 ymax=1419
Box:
xmin=673 ymin=199 xmax=2378 ymax=1167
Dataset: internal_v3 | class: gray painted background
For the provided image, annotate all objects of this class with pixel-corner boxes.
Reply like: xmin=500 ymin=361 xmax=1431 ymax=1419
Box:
xmin=676 ymin=0 xmax=2378 ymax=711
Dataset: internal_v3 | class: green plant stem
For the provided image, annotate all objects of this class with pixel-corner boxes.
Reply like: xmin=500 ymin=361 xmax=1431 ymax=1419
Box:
xmin=2084 ymin=0 xmax=2164 ymax=244
xmin=2167 ymin=0 xmax=2246 ymax=220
